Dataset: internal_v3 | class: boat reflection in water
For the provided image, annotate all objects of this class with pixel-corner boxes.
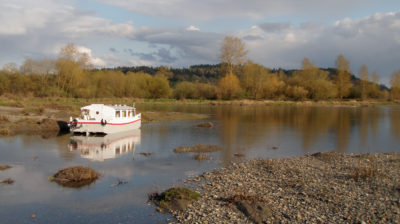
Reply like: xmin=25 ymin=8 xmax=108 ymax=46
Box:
xmin=69 ymin=130 xmax=141 ymax=161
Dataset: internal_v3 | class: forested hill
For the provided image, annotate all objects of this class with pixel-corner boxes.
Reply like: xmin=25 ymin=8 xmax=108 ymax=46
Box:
xmin=100 ymin=64 xmax=388 ymax=90
xmin=102 ymin=64 xmax=326 ymax=84
xmin=105 ymin=64 xmax=222 ymax=84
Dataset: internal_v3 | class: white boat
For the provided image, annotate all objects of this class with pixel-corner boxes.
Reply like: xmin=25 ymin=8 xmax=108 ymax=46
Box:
xmin=69 ymin=130 xmax=141 ymax=161
xmin=69 ymin=104 xmax=141 ymax=135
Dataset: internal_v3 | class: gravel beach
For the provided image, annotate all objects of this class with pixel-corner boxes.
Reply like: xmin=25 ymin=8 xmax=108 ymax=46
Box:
xmin=175 ymin=152 xmax=400 ymax=223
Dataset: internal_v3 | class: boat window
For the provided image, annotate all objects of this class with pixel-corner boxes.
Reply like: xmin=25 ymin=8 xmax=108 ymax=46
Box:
xmin=116 ymin=111 xmax=120 ymax=118
xmin=122 ymin=110 xmax=126 ymax=117
xmin=81 ymin=110 xmax=90 ymax=119
xmin=96 ymin=111 xmax=99 ymax=115
xmin=128 ymin=111 xmax=132 ymax=117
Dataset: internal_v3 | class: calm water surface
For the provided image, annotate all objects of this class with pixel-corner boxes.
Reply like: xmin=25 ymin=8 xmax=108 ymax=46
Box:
xmin=1 ymin=105 xmax=399 ymax=223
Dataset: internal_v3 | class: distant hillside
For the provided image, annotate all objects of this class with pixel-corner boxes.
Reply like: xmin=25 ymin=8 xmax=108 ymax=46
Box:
xmin=106 ymin=64 xmax=222 ymax=84
xmin=103 ymin=64 xmax=388 ymax=90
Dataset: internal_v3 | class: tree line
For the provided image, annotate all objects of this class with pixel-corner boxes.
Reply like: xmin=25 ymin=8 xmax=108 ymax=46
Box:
xmin=1 ymin=40 xmax=400 ymax=101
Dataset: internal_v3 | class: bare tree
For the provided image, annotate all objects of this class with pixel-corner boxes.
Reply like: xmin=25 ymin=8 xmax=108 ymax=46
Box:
xmin=220 ymin=36 xmax=248 ymax=75
xmin=56 ymin=44 xmax=90 ymax=94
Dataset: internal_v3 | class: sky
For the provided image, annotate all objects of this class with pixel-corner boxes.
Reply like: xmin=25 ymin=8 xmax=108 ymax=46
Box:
xmin=0 ymin=0 xmax=399 ymax=85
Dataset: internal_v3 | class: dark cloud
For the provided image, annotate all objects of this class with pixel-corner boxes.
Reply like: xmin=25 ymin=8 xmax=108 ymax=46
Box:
xmin=258 ymin=22 xmax=291 ymax=32
xmin=243 ymin=35 xmax=263 ymax=40
xmin=126 ymin=27 xmax=223 ymax=65
xmin=156 ymin=48 xmax=177 ymax=63
xmin=109 ymin=47 xmax=118 ymax=53
xmin=135 ymin=52 xmax=157 ymax=61
xmin=125 ymin=47 xmax=177 ymax=63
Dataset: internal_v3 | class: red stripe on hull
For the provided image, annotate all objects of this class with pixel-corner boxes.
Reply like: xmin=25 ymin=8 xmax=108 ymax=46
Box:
xmin=78 ymin=118 xmax=141 ymax=126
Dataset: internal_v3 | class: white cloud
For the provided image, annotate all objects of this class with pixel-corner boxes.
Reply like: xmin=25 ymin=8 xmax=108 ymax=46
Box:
xmin=0 ymin=0 xmax=58 ymax=35
xmin=76 ymin=46 xmax=106 ymax=67
xmin=186 ymin=25 xmax=200 ymax=31
xmin=0 ymin=0 xmax=135 ymax=66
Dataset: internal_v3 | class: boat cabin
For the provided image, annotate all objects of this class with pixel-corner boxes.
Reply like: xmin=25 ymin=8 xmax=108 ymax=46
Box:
xmin=79 ymin=104 xmax=137 ymax=121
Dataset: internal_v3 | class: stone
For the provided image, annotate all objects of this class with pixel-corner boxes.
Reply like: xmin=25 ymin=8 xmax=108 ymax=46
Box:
xmin=235 ymin=201 xmax=272 ymax=224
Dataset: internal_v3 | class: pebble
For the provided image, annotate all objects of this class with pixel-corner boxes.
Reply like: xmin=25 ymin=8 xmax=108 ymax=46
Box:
xmin=170 ymin=152 xmax=400 ymax=223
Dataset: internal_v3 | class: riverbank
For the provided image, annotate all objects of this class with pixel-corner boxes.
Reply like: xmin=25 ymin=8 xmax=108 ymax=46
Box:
xmin=175 ymin=152 xmax=399 ymax=223
xmin=0 ymin=96 xmax=398 ymax=109
xmin=0 ymin=96 xmax=398 ymax=136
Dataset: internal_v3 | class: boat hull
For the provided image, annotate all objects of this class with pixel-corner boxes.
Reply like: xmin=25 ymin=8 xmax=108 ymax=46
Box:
xmin=72 ymin=117 xmax=141 ymax=134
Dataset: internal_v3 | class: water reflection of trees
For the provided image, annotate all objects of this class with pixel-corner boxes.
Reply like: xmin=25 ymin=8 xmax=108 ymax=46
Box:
xmin=216 ymin=105 xmax=385 ymax=155
xmin=390 ymin=107 xmax=400 ymax=138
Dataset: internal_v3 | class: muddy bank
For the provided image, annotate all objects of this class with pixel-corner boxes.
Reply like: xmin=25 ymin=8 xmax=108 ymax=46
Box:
xmin=0 ymin=116 xmax=68 ymax=137
xmin=175 ymin=152 xmax=400 ymax=223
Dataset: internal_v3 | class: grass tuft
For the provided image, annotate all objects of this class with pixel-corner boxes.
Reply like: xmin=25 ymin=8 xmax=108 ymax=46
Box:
xmin=148 ymin=187 xmax=201 ymax=212
xmin=51 ymin=166 xmax=99 ymax=188
xmin=174 ymin=144 xmax=221 ymax=153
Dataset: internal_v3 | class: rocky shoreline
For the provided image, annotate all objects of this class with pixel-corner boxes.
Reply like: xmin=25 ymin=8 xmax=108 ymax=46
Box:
xmin=175 ymin=152 xmax=399 ymax=223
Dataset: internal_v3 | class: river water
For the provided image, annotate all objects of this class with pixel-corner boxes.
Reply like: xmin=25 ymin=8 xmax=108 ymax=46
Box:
xmin=0 ymin=104 xmax=399 ymax=223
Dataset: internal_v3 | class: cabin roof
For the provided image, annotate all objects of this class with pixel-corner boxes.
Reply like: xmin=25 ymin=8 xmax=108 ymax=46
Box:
xmin=81 ymin=104 xmax=134 ymax=111
xmin=110 ymin=105 xmax=133 ymax=110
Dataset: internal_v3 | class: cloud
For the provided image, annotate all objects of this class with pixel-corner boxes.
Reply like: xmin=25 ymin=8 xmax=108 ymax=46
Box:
xmin=186 ymin=25 xmax=200 ymax=31
xmin=156 ymin=48 xmax=178 ymax=63
xmin=98 ymin=0 xmax=375 ymax=20
xmin=127 ymin=47 xmax=178 ymax=64
xmin=76 ymin=46 xmax=106 ymax=67
xmin=0 ymin=0 xmax=58 ymax=35
xmin=240 ymin=11 xmax=400 ymax=84
xmin=258 ymin=22 xmax=291 ymax=33
xmin=128 ymin=27 xmax=223 ymax=65
xmin=109 ymin=47 xmax=118 ymax=53
xmin=0 ymin=0 xmax=135 ymax=66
